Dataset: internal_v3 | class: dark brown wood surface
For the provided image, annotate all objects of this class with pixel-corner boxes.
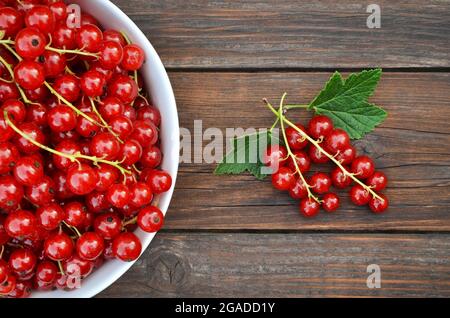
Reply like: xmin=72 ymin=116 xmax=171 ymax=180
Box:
xmin=101 ymin=0 xmax=450 ymax=297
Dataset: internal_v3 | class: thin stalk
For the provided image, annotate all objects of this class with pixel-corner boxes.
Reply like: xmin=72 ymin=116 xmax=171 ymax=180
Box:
xmin=264 ymin=98 xmax=383 ymax=201
xmin=89 ymin=98 xmax=124 ymax=143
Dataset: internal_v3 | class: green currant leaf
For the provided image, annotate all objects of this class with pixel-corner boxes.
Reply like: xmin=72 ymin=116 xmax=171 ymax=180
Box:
xmin=308 ymin=69 xmax=386 ymax=139
xmin=214 ymin=131 xmax=281 ymax=180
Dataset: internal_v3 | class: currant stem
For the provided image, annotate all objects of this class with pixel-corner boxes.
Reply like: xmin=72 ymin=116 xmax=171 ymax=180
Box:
xmin=4 ymin=111 xmax=132 ymax=176
xmin=278 ymin=93 xmax=321 ymax=204
xmin=62 ymin=221 xmax=81 ymax=237
xmin=122 ymin=216 xmax=137 ymax=228
xmin=284 ymin=104 xmax=309 ymax=110
xmin=57 ymin=260 xmax=65 ymax=275
xmin=0 ymin=245 xmax=4 ymax=259
xmin=89 ymin=98 xmax=124 ymax=144
xmin=46 ymin=46 xmax=99 ymax=58
xmin=265 ymin=98 xmax=384 ymax=201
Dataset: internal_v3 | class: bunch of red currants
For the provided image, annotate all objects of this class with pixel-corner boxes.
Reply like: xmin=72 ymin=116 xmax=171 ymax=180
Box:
xmin=264 ymin=115 xmax=388 ymax=218
xmin=0 ymin=1 xmax=172 ymax=297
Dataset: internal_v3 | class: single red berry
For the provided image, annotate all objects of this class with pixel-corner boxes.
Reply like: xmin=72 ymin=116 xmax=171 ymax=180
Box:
xmin=44 ymin=232 xmax=74 ymax=261
xmin=322 ymin=193 xmax=340 ymax=212
xmin=93 ymin=213 xmax=122 ymax=240
xmin=0 ymin=175 xmax=24 ymax=210
xmin=0 ymin=141 xmax=20 ymax=174
xmin=80 ymin=70 xmax=106 ymax=97
xmin=112 ymin=232 xmax=142 ymax=262
xmin=76 ymin=111 xmax=100 ymax=138
xmin=137 ymin=206 xmax=164 ymax=233
xmin=1 ymin=99 xmax=26 ymax=124
xmin=330 ymin=166 xmax=352 ymax=189
xmin=25 ymin=102 xmax=48 ymax=126
xmin=121 ymin=44 xmax=145 ymax=71
xmin=369 ymin=194 xmax=389 ymax=213
xmin=140 ymin=146 xmax=162 ymax=168
xmin=351 ymin=155 xmax=375 ymax=179
xmin=76 ymin=232 xmax=105 ymax=261
xmin=299 ymin=198 xmax=320 ymax=217
xmin=118 ymin=139 xmax=142 ymax=166
xmin=366 ymin=171 xmax=388 ymax=191
xmin=15 ymin=27 xmax=47 ymax=59
xmin=24 ymin=5 xmax=55 ymax=34
xmin=95 ymin=164 xmax=119 ymax=192
xmin=129 ymin=182 xmax=153 ymax=208
xmin=146 ymin=170 xmax=172 ymax=194
xmin=64 ymin=201 xmax=87 ymax=228
xmin=8 ymin=280 xmax=32 ymax=298
xmin=25 ymin=175 xmax=55 ymax=205
xmin=136 ymin=105 xmax=161 ymax=127
xmin=0 ymin=274 xmax=16 ymax=295
xmin=109 ymin=115 xmax=134 ymax=140
xmin=53 ymin=74 xmax=80 ymax=102
xmin=308 ymin=115 xmax=333 ymax=139
xmin=53 ymin=140 xmax=80 ymax=170
xmin=8 ymin=248 xmax=37 ymax=276
xmin=130 ymin=120 xmax=158 ymax=146
xmin=286 ymin=124 xmax=308 ymax=150
xmin=349 ymin=185 xmax=371 ymax=206
xmin=263 ymin=145 xmax=288 ymax=169
xmin=52 ymin=21 xmax=76 ymax=49
xmin=325 ymin=129 xmax=350 ymax=154
xmin=4 ymin=210 xmax=37 ymax=238
xmin=14 ymin=60 xmax=45 ymax=90
xmin=49 ymin=1 xmax=68 ymax=22
xmin=271 ymin=167 xmax=296 ymax=191
xmin=335 ymin=145 xmax=356 ymax=165
xmin=35 ymin=261 xmax=58 ymax=284
xmin=14 ymin=122 xmax=46 ymax=154
xmin=89 ymin=132 xmax=120 ymax=160
xmin=106 ymin=183 xmax=131 ymax=208
xmin=98 ymin=96 xmax=124 ymax=120
xmin=36 ymin=203 xmax=64 ymax=230
xmin=75 ymin=23 xmax=103 ymax=52
xmin=66 ymin=163 xmax=98 ymax=195
xmin=108 ymin=75 xmax=138 ymax=104
xmin=0 ymin=7 xmax=24 ymax=37
xmin=287 ymin=150 xmax=310 ymax=173
xmin=99 ymin=40 xmax=124 ymax=69
xmin=309 ymin=172 xmax=332 ymax=194
xmin=0 ymin=259 xmax=10 ymax=285
xmin=103 ymin=29 xmax=126 ymax=46
xmin=63 ymin=255 xmax=94 ymax=278
xmin=308 ymin=144 xmax=330 ymax=164
xmin=13 ymin=156 xmax=44 ymax=186
xmin=289 ymin=178 xmax=308 ymax=199
xmin=85 ymin=191 xmax=110 ymax=213
xmin=52 ymin=170 xmax=73 ymax=200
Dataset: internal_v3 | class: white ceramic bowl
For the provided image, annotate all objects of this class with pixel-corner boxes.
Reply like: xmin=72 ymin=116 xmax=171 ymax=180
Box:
xmin=32 ymin=0 xmax=179 ymax=298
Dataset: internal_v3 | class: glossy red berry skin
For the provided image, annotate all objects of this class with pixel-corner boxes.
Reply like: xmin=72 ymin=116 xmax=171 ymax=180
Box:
xmin=14 ymin=60 xmax=45 ymax=90
xmin=8 ymin=248 xmax=37 ymax=276
xmin=0 ymin=274 xmax=16 ymax=295
xmin=53 ymin=74 xmax=80 ymax=102
xmin=0 ymin=142 xmax=20 ymax=174
xmin=89 ymin=132 xmax=120 ymax=160
xmin=40 ymin=50 xmax=66 ymax=77
xmin=95 ymin=164 xmax=119 ymax=192
xmin=106 ymin=183 xmax=131 ymax=208
xmin=330 ymin=166 xmax=352 ymax=189
xmin=145 ymin=170 xmax=172 ymax=194
xmin=80 ymin=70 xmax=106 ymax=97
xmin=285 ymin=124 xmax=308 ymax=150
xmin=351 ymin=155 xmax=375 ymax=179
xmin=75 ymin=23 xmax=103 ymax=52
xmin=4 ymin=210 xmax=37 ymax=239
xmin=349 ymin=185 xmax=370 ymax=206
xmin=118 ymin=139 xmax=142 ymax=166
xmin=63 ymin=255 xmax=94 ymax=278
xmin=271 ymin=167 xmax=296 ymax=191
xmin=98 ymin=96 xmax=124 ymax=120
xmin=299 ymin=198 xmax=320 ymax=218
xmin=137 ymin=206 xmax=164 ymax=233
xmin=289 ymin=179 xmax=308 ymax=199
xmin=131 ymin=120 xmax=158 ymax=146
xmin=325 ymin=129 xmax=350 ymax=154
xmin=287 ymin=150 xmax=311 ymax=173
xmin=121 ymin=44 xmax=145 ymax=71
xmin=94 ymin=213 xmax=122 ymax=240
xmin=36 ymin=204 xmax=64 ymax=230
xmin=25 ymin=175 xmax=55 ymax=205
xmin=35 ymin=261 xmax=58 ymax=284
xmin=0 ymin=175 xmax=24 ymax=210
xmin=100 ymin=40 xmax=124 ymax=69
xmin=140 ymin=146 xmax=162 ymax=168
xmin=76 ymin=111 xmax=100 ymax=138
xmin=14 ymin=122 xmax=46 ymax=154
xmin=309 ymin=172 xmax=332 ymax=194
xmin=66 ymin=164 xmax=98 ymax=195
xmin=0 ymin=259 xmax=10 ymax=285
xmin=24 ymin=5 xmax=55 ymax=34
xmin=308 ymin=145 xmax=330 ymax=164
xmin=322 ymin=193 xmax=340 ymax=212
xmin=112 ymin=232 xmax=142 ymax=262
xmin=15 ymin=27 xmax=47 ymax=59
xmin=335 ymin=145 xmax=356 ymax=165
xmin=76 ymin=232 xmax=105 ymax=261
xmin=308 ymin=115 xmax=333 ymax=139
xmin=108 ymin=75 xmax=138 ymax=104
xmin=366 ymin=171 xmax=388 ymax=191
xmin=109 ymin=115 xmax=133 ymax=140
xmin=0 ymin=7 xmax=24 ymax=37
xmin=85 ymin=191 xmax=110 ymax=213
xmin=369 ymin=194 xmax=389 ymax=213
xmin=137 ymin=105 xmax=161 ymax=127
xmin=52 ymin=22 xmax=76 ymax=49
xmin=263 ymin=145 xmax=288 ymax=169
xmin=13 ymin=156 xmax=44 ymax=186
xmin=63 ymin=202 xmax=87 ymax=228
xmin=44 ymin=232 xmax=74 ymax=261
xmin=1 ymin=99 xmax=26 ymax=123
xmin=129 ymin=182 xmax=153 ymax=208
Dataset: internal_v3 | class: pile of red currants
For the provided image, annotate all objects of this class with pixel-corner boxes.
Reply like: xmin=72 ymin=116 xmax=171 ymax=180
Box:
xmin=0 ymin=1 xmax=172 ymax=297
xmin=265 ymin=115 xmax=388 ymax=217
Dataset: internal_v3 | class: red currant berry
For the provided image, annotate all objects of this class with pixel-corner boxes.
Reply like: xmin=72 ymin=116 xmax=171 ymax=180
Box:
xmin=140 ymin=145 xmax=162 ymax=168
xmin=137 ymin=206 xmax=164 ymax=233
xmin=13 ymin=122 xmax=46 ymax=154
xmin=53 ymin=74 xmax=80 ymax=102
xmin=63 ymin=254 xmax=94 ymax=278
xmin=36 ymin=203 xmax=64 ymax=230
xmin=271 ymin=167 xmax=296 ymax=191
xmin=8 ymin=248 xmax=37 ymax=276
xmin=351 ymin=155 xmax=375 ymax=179
xmin=325 ymin=128 xmax=350 ymax=154
xmin=0 ymin=175 xmax=24 ymax=210
xmin=52 ymin=21 xmax=76 ymax=49
xmin=322 ymin=193 xmax=340 ymax=212
xmin=95 ymin=164 xmax=119 ymax=192
xmin=349 ymin=185 xmax=370 ymax=206
xmin=99 ymin=40 xmax=124 ymax=69
xmin=0 ymin=141 xmax=20 ymax=174
xmin=118 ymin=139 xmax=142 ymax=166
xmin=24 ymin=5 xmax=55 ymax=34
xmin=76 ymin=111 xmax=100 ymax=138
xmin=0 ymin=7 xmax=24 ymax=37
xmin=130 ymin=120 xmax=158 ymax=146
xmin=366 ymin=171 xmax=388 ymax=191
xmin=137 ymin=105 xmax=161 ymax=127
xmin=0 ymin=259 xmax=10 ymax=285
xmin=35 ymin=261 xmax=58 ymax=284
xmin=80 ymin=70 xmax=106 ymax=97
xmin=25 ymin=103 xmax=47 ymax=126
xmin=85 ymin=191 xmax=110 ymax=213
xmin=335 ymin=145 xmax=356 ymax=165
xmin=308 ymin=115 xmax=333 ymax=139
xmin=52 ymin=170 xmax=73 ymax=200
xmin=25 ymin=175 xmax=55 ymax=205
xmin=89 ymin=132 xmax=120 ymax=160
xmin=109 ymin=115 xmax=133 ymax=140
xmin=288 ymin=178 xmax=308 ymax=199
xmin=121 ymin=44 xmax=145 ymax=71
xmin=129 ymin=182 xmax=153 ymax=208
xmin=263 ymin=145 xmax=287 ymax=168
xmin=112 ymin=232 xmax=142 ymax=262
xmin=76 ymin=232 xmax=104 ymax=261
xmin=330 ymin=166 xmax=352 ymax=189
xmin=75 ymin=23 xmax=103 ymax=52
xmin=44 ymin=232 xmax=74 ymax=261
xmin=287 ymin=150 xmax=310 ymax=173
xmin=1 ymin=99 xmax=26 ymax=123
xmin=0 ymin=274 xmax=16 ymax=295
xmin=64 ymin=201 xmax=87 ymax=228
xmin=308 ymin=144 xmax=330 ymax=164
xmin=13 ymin=156 xmax=44 ymax=186
xmin=369 ymin=194 xmax=389 ymax=213
xmin=299 ymin=198 xmax=320 ymax=218
xmin=93 ymin=213 xmax=122 ymax=240
xmin=98 ymin=96 xmax=124 ymax=120
xmin=66 ymin=163 xmax=98 ymax=195
xmin=146 ymin=170 xmax=172 ymax=194
xmin=53 ymin=140 xmax=80 ymax=170
xmin=285 ymin=124 xmax=308 ymax=150
xmin=108 ymin=75 xmax=138 ymax=104
xmin=103 ymin=29 xmax=126 ymax=46
xmin=106 ymin=183 xmax=131 ymax=208
xmin=15 ymin=27 xmax=47 ymax=59
xmin=4 ymin=210 xmax=37 ymax=238
xmin=49 ymin=1 xmax=68 ymax=22
xmin=309 ymin=172 xmax=332 ymax=194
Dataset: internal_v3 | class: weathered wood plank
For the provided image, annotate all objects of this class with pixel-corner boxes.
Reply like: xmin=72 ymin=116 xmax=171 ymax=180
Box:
xmin=165 ymin=72 xmax=450 ymax=230
xmin=111 ymin=0 xmax=450 ymax=68
xmin=99 ymin=233 xmax=450 ymax=297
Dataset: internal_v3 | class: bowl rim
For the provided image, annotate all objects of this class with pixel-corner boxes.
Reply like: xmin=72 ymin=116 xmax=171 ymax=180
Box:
xmin=31 ymin=0 xmax=180 ymax=298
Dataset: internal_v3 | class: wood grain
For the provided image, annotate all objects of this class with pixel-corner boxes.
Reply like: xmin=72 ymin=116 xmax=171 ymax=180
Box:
xmin=164 ymin=72 xmax=450 ymax=231
xmin=111 ymin=0 xmax=450 ymax=69
xmin=99 ymin=233 xmax=450 ymax=297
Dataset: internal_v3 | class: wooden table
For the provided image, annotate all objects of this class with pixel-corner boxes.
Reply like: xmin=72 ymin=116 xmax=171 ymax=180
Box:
xmin=100 ymin=0 xmax=450 ymax=297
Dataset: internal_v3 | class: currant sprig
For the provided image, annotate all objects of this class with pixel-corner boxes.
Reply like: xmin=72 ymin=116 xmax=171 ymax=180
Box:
xmin=3 ymin=111 xmax=132 ymax=177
